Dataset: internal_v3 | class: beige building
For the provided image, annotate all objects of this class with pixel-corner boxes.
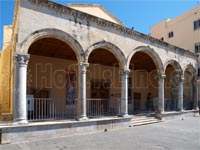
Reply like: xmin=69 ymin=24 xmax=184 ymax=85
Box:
xmin=0 ymin=0 xmax=199 ymax=125
xmin=151 ymin=6 xmax=200 ymax=54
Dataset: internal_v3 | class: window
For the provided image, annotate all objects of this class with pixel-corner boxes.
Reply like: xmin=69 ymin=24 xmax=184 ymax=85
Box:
xmin=168 ymin=31 xmax=174 ymax=38
xmin=194 ymin=19 xmax=200 ymax=30
xmin=195 ymin=42 xmax=200 ymax=53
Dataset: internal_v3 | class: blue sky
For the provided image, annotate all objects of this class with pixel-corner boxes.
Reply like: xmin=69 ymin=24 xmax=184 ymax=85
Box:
xmin=0 ymin=0 xmax=198 ymax=50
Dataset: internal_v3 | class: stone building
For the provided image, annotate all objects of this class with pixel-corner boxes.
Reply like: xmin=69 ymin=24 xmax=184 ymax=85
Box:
xmin=0 ymin=0 xmax=199 ymax=125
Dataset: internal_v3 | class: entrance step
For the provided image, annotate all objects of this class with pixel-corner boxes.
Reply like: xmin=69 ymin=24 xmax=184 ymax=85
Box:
xmin=130 ymin=115 xmax=162 ymax=127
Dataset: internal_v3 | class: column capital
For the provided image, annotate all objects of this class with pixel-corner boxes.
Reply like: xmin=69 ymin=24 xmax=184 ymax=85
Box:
xmin=159 ymin=74 xmax=166 ymax=79
xmin=15 ymin=53 xmax=30 ymax=67
xmin=121 ymin=69 xmax=130 ymax=74
xmin=180 ymin=77 xmax=185 ymax=81
xmin=195 ymin=79 xmax=200 ymax=84
xmin=176 ymin=74 xmax=184 ymax=80
xmin=78 ymin=62 xmax=89 ymax=74
xmin=79 ymin=61 xmax=89 ymax=66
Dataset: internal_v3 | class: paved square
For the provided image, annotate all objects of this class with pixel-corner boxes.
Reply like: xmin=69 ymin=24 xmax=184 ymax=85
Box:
xmin=0 ymin=117 xmax=200 ymax=150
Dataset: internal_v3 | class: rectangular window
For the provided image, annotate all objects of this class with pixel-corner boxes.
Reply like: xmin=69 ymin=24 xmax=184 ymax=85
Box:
xmin=194 ymin=19 xmax=200 ymax=30
xmin=195 ymin=42 xmax=200 ymax=53
xmin=168 ymin=31 xmax=174 ymax=38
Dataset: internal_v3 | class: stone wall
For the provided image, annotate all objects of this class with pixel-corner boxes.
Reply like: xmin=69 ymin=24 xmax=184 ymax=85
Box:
xmin=16 ymin=0 xmax=197 ymax=72
xmin=0 ymin=117 xmax=131 ymax=144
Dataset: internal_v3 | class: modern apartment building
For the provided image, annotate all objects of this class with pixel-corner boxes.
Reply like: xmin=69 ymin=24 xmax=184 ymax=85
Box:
xmin=151 ymin=6 xmax=200 ymax=54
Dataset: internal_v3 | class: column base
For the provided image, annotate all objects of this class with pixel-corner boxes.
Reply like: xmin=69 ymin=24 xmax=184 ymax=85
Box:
xmin=118 ymin=113 xmax=129 ymax=118
xmin=12 ymin=119 xmax=28 ymax=125
xmin=155 ymin=111 xmax=164 ymax=120
xmin=177 ymin=108 xmax=183 ymax=112
xmin=76 ymin=116 xmax=88 ymax=121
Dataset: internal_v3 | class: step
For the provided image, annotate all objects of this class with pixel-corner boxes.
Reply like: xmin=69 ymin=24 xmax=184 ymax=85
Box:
xmin=132 ymin=120 xmax=161 ymax=126
xmin=131 ymin=117 xmax=156 ymax=121
xmin=131 ymin=118 xmax=158 ymax=124
xmin=129 ymin=115 xmax=162 ymax=126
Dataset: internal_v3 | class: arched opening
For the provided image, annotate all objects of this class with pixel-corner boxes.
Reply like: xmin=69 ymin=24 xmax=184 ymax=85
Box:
xmin=128 ymin=52 xmax=159 ymax=114
xmin=183 ymin=66 xmax=196 ymax=110
xmin=87 ymin=48 xmax=121 ymax=117
xmin=27 ymin=37 xmax=79 ymax=121
xmin=164 ymin=64 xmax=181 ymax=111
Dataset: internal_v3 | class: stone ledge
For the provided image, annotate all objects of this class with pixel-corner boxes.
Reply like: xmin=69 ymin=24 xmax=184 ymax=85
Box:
xmin=0 ymin=117 xmax=131 ymax=144
xmin=155 ymin=110 xmax=199 ymax=120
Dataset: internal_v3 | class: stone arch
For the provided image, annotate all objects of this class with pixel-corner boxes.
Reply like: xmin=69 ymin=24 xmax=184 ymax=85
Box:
xmin=164 ymin=60 xmax=183 ymax=74
xmin=20 ymin=28 xmax=84 ymax=63
xmin=183 ymin=64 xmax=197 ymax=110
xmin=164 ymin=60 xmax=183 ymax=106
xmin=127 ymin=46 xmax=164 ymax=73
xmin=85 ymin=41 xmax=126 ymax=69
xmin=183 ymin=64 xmax=197 ymax=77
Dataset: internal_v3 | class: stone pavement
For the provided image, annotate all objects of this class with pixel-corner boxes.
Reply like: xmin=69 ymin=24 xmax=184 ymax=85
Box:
xmin=0 ymin=117 xmax=199 ymax=150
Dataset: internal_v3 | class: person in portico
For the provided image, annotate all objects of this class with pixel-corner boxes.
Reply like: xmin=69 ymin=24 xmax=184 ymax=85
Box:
xmin=0 ymin=0 xmax=199 ymax=124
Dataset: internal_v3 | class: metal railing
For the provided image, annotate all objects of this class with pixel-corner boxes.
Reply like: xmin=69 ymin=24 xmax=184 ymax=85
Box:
xmin=183 ymin=99 xmax=193 ymax=110
xmin=27 ymin=98 xmax=77 ymax=121
xmin=86 ymin=99 xmax=120 ymax=118
xmin=27 ymin=98 xmax=186 ymax=121
xmin=128 ymin=98 xmax=195 ymax=112
xmin=165 ymin=99 xmax=178 ymax=111
xmin=127 ymin=99 xmax=158 ymax=114
xmin=27 ymin=98 xmax=121 ymax=121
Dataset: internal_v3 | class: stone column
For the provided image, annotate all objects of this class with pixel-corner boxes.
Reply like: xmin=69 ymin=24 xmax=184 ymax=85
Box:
xmin=120 ymin=69 xmax=130 ymax=117
xmin=158 ymin=74 xmax=165 ymax=114
xmin=177 ymin=76 xmax=184 ymax=111
xmin=193 ymin=80 xmax=199 ymax=111
xmin=13 ymin=53 xmax=30 ymax=125
xmin=78 ymin=62 xmax=89 ymax=120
